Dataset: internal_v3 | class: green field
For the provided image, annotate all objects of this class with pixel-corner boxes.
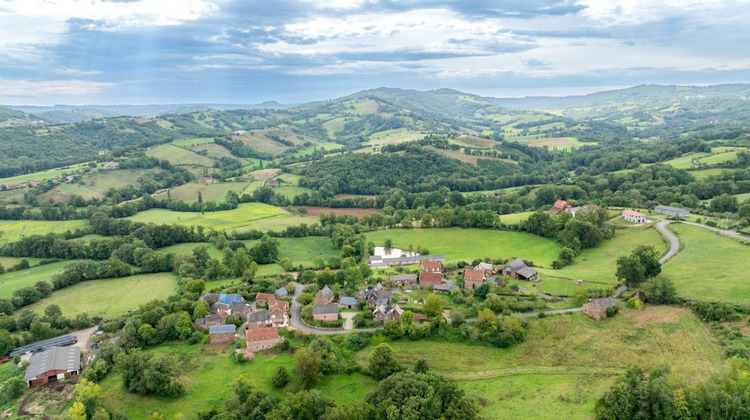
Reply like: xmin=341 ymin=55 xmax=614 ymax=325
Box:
xmin=0 ymin=162 xmax=92 ymax=185
xmin=661 ymin=224 xmax=750 ymax=303
xmin=500 ymin=211 xmax=536 ymax=225
xmin=125 ymin=203 xmax=286 ymax=230
xmin=356 ymin=306 xmax=721 ymax=419
xmin=272 ymin=185 xmax=315 ymax=199
xmin=39 ymin=169 xmax=153 ymax=202
xmin=366 ymin=228 xmax=560 ymax=266
xmin=154 ymin=181 xmax=258 ymax=202
xmin=227 ymin=214 xmax=321 ymax=233
xmin=100 ymin=342 xmax=377 ymax=419
xmin=697 ymin=150 xmax=740 ymax=166
xmin=0 ymin=256 xmax=43 ymax=268
xmin=27 ymin=273 xmax=177 ymax=317
xmin=661 ymin=152 xmax=711 ymax=169
xmin=690 ymin=168 xmax=739 ymax=179
xmin=0 ymin=260 xmax=69 ymax=298
xmin=0 ymin=219 xmax=88 ymax=243
xmin=537 ymin=225 xmax=665 ymax=293
xmin=146 ymin=144 xmax=215 ymax=167
xmin=172 ymin=137 xmax=215 ymax=147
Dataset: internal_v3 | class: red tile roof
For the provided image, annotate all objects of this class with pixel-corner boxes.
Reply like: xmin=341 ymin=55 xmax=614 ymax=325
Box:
xmin=419 ymin=272 xmax=443 ymax=284
xmin=420 ymin=260 xmax=442 ymax=270
xmin=246 ymin=327 xmax=279 ymax=341
xmin=623 ymin=209 xmax=645 ymax=217
xmin=255 ymin=292 xmax=274 ymax=301
xmin=268 ymin=299 xmax=289 ymax=312
xmin=464 ymin=268 xmax=484 ymax=282
xmin=553 ymin=200 xmax=569 ymax=209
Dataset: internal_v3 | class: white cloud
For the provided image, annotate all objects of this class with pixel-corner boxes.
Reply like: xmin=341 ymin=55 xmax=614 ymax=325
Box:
xmin=0 ymin=79 xmax=114 ymax=104
xmin=576 ymin=0 xmax=746 ymax=26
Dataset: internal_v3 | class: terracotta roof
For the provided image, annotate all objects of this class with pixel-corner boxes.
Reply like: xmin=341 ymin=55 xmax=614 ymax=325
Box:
xmin=464 ymin=268 xmax=484 ymax=282
xmin=246 ymin=327 xmax=279 ymax=341
xmin=419 ymin=272 xmax=443 ymax=284
xmin=420 ymin=260 xmax=442 ymax=270
xmin=623 ymin=209 xmax=645 ymax=217
xmin=268 ymin=298 xmax=289 ymax=312
xmin=255 ymin=292 xmax=274 ymax=301
xmin=553 ymin=200 xmax=569 ymax=208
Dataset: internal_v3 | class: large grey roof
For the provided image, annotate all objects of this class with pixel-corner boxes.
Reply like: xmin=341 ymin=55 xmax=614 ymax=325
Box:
xmin=248 ymin=310 xmax=271 ymax=322
xmin=313 ymin=304 xmax=339 ymax=314
xmin=318 ymin=285 xmax=334 ymax=298
xmin=516 ymin=267 xmax=537 ymax=279
xmin=339 ymin=297 xmax=358 ymax=306
xmin=9 ymin=335 xmax=77 ymax=357
xmin=391 ymin=274 xmax=418 ymax=281
xmin=591 ymin=297 xmax=616 ymax=310
xmin=24 ymin=346 xmax=80 ymax=381
xmin=275 ymin=287 xmax=288 ymax=297
xmin=507 ymin=258 xmax=528 ymax=271
xmin=209 ymin=324 xmax=237 ymax=334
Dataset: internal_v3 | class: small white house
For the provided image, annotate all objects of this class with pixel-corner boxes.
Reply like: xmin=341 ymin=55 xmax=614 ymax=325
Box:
xmin=622 ymin=209 xmax=646 ymax=223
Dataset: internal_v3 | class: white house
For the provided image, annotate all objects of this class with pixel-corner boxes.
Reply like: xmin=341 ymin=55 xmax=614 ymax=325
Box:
xmin=622 ymin=209 xmax=646 ymax=223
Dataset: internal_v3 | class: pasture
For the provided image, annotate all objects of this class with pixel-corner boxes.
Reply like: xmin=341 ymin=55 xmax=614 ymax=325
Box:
xmin=536 ymin=224 xmax=665 ymax=292
xmin=660 ymin=152 xmax=711 ymax=169
xmin=0 ymin=219 xmax=89 ymax=243
xmin=356 ymin=306 xmax=721 ymax=419
xmin=172 ymin=137 xmax=215 ymax=147
xmin=146 ymin=144 xmax=215 ymax=167
xmin=660 ymin=224 xmax=750 ymax=303
xmin=99 ymin=342 xmax=377 ymax=419
xmin=425 ymin=146 xmax=515 ymax=165
xmin=365 ymin=128 xmax=424 ymax=147
xmin=0 ymin=260 xmax=69 ymax=299
xmin=38 ymin=169 xmax=152 ymax=202
xmin=697 ymin=150 xmax=740 ymax=166
xmin=272 ymin=185 xmax=315 ymax=200
xmin=125 ymin=203 xmax=286 ymax=230
xmin=366 ymin=228 xmax=560 ymax=266
xmin=0 ymin=162 xmax=92 ymax=185
xmin=154 ymin=181 xmax=258 ymax=202
xmin=186 ymin=142 xmax=247 ymax=163
xmin=27 ymin=273 xmax=177 ymax=318
xmin=528 ymin=137 xmax=587 ymax=152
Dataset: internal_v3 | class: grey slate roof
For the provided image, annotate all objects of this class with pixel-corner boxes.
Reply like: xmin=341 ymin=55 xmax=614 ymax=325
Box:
xmin=24 ymin=346 xmax=80 ymax=381
xmin=516 ymin=267 xmax=537 ymax=279
xmin=274 ymin=287 xmax=288 ymax=297
xmin=319 ymin=285 xmax=334 ymax=298
xmin=339 ymin=297 xmax=358 ymax=306
xmin=9 ymin=334 xmax=77 ymax=357
xmin=247 ymin=310 xmax=271 ymax=322
xmin=209 ymin=324 xmax=237 ymax=334
xmin=313 ymin=304 xmax=340 ymax=314
xmin=391 ymin=274 xmax=418 ymax=282
xmin=199 ymin=293 xmax=220 ymax=304
xmin=507 ymin=258 xmax=528 ymax=271
xmin=590 ymin=297 xmax=616 ymax=310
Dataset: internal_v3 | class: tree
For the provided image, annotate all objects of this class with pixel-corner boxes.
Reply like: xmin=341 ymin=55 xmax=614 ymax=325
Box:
xmin=368 ymin=343 xmax=401 ymax=380
xmin=292 ymin=347 xmax=322 ymax=388
xmin=115 ymin=350 xmax=185 ymax=397
xmin=414 ymin=359 xmax=429 ymax=374
xmin=272 ymin=366 xmax=290 ymax=388
xmin=69 ymin=402 xmax=88 ymax=420
xmin=423 ymin=294 xmax=443 ymax=318
xmin=0 ymin=375 xmax=24 ymax=403
xmin=266 ymin=390 xmax=335 ymax=420
xmin=644 ymin=277 xmax=679 ymax=304
xmin=0 ymin=329 xmax=16 ymax=357
xmin=633 ymin=245 xmax=661 ymax=279
xmin=72 ymin=378 xmax=103 ymax=419
xmin=44 ymin=304 xmax=62 ymax=319
xmin=615 ymin=254 xmax=646 ymax=287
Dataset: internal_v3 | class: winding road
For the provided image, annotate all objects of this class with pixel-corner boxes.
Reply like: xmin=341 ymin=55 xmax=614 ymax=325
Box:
xmin=655 ymin=220 xmax=680 ymax=264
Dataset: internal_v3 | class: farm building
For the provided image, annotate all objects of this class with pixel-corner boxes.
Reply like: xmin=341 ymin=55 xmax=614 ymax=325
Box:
xmin=583 ymin=298 xmax=616 ymax=320
xmin=209 ymin=324 xmax=236 ymax=344
xmin=391 ymin=274 xmax=418 ymax=287
xmin=268 ymin=299 xmax=289 ymax=326
xmin=420 ymin=260 xmax=443 ymax=272
xmin=314 ymin=285 xmax=335 ymax=305
xmin=267 ymin=179 xmax=279 ymax=187
xmin=24 ymin=346 xmax=80 ymax=387
xmin=354 ymin=290 xmax=367 ymax=300
xmin=338 ymin=297 xmax=358 ymax=309
xmin=549 ymin=200 xmax=570 ymax=215
xmin=255 ymin=292 xmax=274 ymax=307
xmin=194 ymin=314 xmax=228 ymax=330
xmin=246 ymin=310 xmax=273 ymax=329
xmin=9 ymin=335 xmax=77 ymax=358
xmin=622 ymin=209 xmax=646 ymax=223
xmin=218 ymin=294 xmax=244 ymax=304
xmin=475 ymin=262 xmax=494 ymax=274
xmin=418 ymin=271 xmax=443 ymax=286
xmin=274 ymin=287 xmax=288 ymax=299
xmin=464 ymin=268 xmax=485 ymax=289
xmin=373 ymin=305 xmax=404 ymax=323
xmin=654 ymin=205 xmax=690 ymax=218
xmin=103 ymin=161 xmax=120 ymax=169
xmin=368 ymin=254 xmax=445 ymax=269
xmin=245 ymin=327 xmax=281 ymax=352
xmin=227 ymin=302 xmax=251 ymax=317
xmin=503 ymin=258 xmax=538 ymax=281
xmin=628 ymin=291 xmax=646 ymax=305
xmin=434 ymin=282 xmax=459 ymax=293
xmin=570 ymin=204 xmax=599 ymax=218
xmin=312 ymin=304 xmax=340 ymax=322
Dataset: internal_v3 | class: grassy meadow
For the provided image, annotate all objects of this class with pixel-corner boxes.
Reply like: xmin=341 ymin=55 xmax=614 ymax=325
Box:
xmin=146 ymin=144 xmax=215 ymax=167
xmin=366 ymin=228 xmax=560 ymax=266
xmin=125 ymin=203 xmax=287 ymax=230
xmin=0 ymin=219 xmax=89 ymax=243
xmin=154 ymin=181 xmax=260 ymax=202
xmin=39 ymin=169 xmax=153 ymax=202
xmin=27 ymin=273 xmax=177 ymax=318
xmin=660 ymin=223 xmax=750 ymax=303
xmin=0 ymin=260 xmax=69 ymax=298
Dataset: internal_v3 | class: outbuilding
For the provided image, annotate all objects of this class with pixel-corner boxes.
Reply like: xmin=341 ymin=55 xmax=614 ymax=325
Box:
xmin=24 ymin=346 xmax=80 ymax=387
xmin=209 ymin=324 xmax=236 ymax=344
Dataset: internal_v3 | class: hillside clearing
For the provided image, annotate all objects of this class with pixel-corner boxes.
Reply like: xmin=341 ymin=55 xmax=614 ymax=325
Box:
xmin=0 ymin=260 xmax=70 ymax=299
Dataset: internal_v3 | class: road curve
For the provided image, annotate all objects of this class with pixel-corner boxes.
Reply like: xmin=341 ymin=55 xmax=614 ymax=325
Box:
xmin=655 ymin=220 xmax=680 ymax=264
xmin=289 ymin=283 xmax=382 ymax=335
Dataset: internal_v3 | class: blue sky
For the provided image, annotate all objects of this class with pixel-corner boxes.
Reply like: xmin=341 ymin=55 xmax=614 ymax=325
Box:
xmin=0 ymin=0 xmax=748 ymax=105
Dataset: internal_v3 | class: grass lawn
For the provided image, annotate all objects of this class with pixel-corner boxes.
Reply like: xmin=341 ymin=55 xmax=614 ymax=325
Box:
xmin=536 ymin=225 xmax=666 ymax=290
xmin=366 ymin=228 xmax=559 ymax=267
xmin=27 ymin=273 xmax=177 ymax=318
xmin=125 ymin=203 xmax=286 ymax=230
xmin=0 ymin=256 xmax=43 ymax=268
xmin=146 ymin=144 xmax=215 ymax=167
xmin=227 ymin=214 xmax=321 ymax=233
xmin=660 ymin=224 xmax=750 ymax=303
xmin=356 ymin=306 xmax=721 ymax=419
xmin=275 ymin=237 xmax=339 ymax=266
xmin=689 ymin=168 xmax=740 ymax=179
xmin=172 ymin=137 xmax=214 ymax=147
xmin=0 ymin=260 xmax=70 ymax=298
xmin=99 ymin=343 xmax=377 ymax=419
xmin=0 ymin=219 xmax=89 ymax=243
xmin=159 ymin=242 xmax=225 ymax=259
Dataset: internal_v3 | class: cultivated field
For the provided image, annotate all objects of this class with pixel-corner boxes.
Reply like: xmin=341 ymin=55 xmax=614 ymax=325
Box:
xmin=425 ymin=146 xmax=516 ymax=165
xmin=186 ymin=142 xmax=248 ymax=163
xmin=0 ymin=260 xmax=69 ymax=299
xmin=27 ymin=273 xmax=177 ymax=318
xmin=661 ymin=223 xmax=750 ymax=303
xmin=356 ymin=306 xmax=721 ymax=419
xmin=366 ymin=228 xmax=560 ymax=266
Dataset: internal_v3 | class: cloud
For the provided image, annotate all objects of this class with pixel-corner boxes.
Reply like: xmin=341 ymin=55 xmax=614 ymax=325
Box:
xmin=0 ymin=79 xmax=114 ymax=103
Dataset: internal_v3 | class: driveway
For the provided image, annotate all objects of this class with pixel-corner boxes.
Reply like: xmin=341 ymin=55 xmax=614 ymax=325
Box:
xmin=341 ymin=312 xmax=356 ymax=330
xmin=655 ymin=220 xmax=680 ymax=264
xmin=70 ymin=326 xmax=99 ymax=351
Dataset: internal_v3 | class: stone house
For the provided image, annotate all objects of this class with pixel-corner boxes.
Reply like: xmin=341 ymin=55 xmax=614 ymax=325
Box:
xmin=583 ymin=298 xmax=616 ymax=320
xmin=246 ymin=327 xmax=281 ymax=352
xmin=312 ymin=304 xmax=339 ymax=322
xmin=209 ymin=324 xmax=236 ymax=344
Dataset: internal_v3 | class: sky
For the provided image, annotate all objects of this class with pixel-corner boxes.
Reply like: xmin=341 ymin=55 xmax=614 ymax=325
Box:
xmin=0 ymin=0 xmax=748 ymax=105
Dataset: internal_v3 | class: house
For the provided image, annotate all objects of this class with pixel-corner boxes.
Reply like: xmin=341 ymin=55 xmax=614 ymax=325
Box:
xmin=368 ymin=254 xmax=445 ymax=269
xmin=476 ymin=262 xmax=494 ymax=274
xmin=268 ymin=299 xmax=289 ymax=326
xmin=503 ymin=258 xmax=537 ymax=281
xmin=274 ymin=287 xmax=288 ymax=300
xmin=64 ymin=175 xmax=75 ymax=183
xmin=219 ymin=293 xmax=244 ymax=304
xmin=77 ymin=167 xmax=87 ymax=173
xmin=267 ymin=179 xmax=279 ymax=187
xmin=418 ymin=271 xmax=443 ymax=286
xmin=654 ymin=205 xmax=690 ymax=218
xmin=372 ymin=305 xmax=403 ymax=323
xmin=210 ymin=302 xmax=230 ymax=316
xmin=255 ymin=292 xmax=275 ymax=307
xmin=549 ymin=200 xmax=570 ymax=215
xmin=569 ymin=204 xmax=599 ymax=218
xmin=583 ymin=298 xmax=616 ymax=320
xmin=194 ymin=314 xmax=227 ymax=330
xmin=464 ymin=268 xmax=485 ymax=289
xmin=312 ymin=304 xmax=339 ymax=322
xmin=413 ymin=313 xmax=428 ymax=323
xmin=28 ymin=180 xmax=41 ymax=187
xmin=228 ymin=302 xmax=251 ymax=318
xmin=338 ymin=296 xmax=358 ymax=309
xmin=391 ymin=274 xmax=418 ymax=287
xmin=314 ymin=285 xmax=335 ymax=305
xmin=103 ymin=161 xmax=120 ymax=170
xmin=628 ymin=291 xmax=646 ymax=305
xmin=366 ymin=290 xmax=393 ymax=309
xmin=420 ymin=260 xmax=443 ymax=273
xmin=246 ymin=327 xmax=281 ymax=352
xmin=88 ymin=168 xmax=99 ymax=174
xmin=622 ymin=209 xmax=646 ymax=223
xmin=246 ymin=310 xmax=273 ymax=329
xmin=200 ymin=293 xmax=220 ymax=304
xmin=23 ymin=346 xmax=80 ymax=387
xmin=234 ymin=130 xmax=247 ymax=135
xmin=354 ymin=290 xmax=367 ymax=300
xmin=209 ymin=324 xmax=236 ymax=344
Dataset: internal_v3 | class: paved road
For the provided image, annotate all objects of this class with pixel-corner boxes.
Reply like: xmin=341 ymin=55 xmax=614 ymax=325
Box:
xmin=289 ymin=283 xmax=382 ymax=335
xmin=655 ymin=220 xmax=680 ymax=264
xmin=680 ymin=221 xmax=750 ymax=242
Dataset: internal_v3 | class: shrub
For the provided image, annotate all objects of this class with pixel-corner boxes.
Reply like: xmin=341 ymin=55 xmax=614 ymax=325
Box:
xmin=272 ymin=366 xmax=290 ymax=388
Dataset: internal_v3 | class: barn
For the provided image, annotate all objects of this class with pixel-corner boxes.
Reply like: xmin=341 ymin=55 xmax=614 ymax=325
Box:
xmin=24 ymin=346 xmax=80 ymax=387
